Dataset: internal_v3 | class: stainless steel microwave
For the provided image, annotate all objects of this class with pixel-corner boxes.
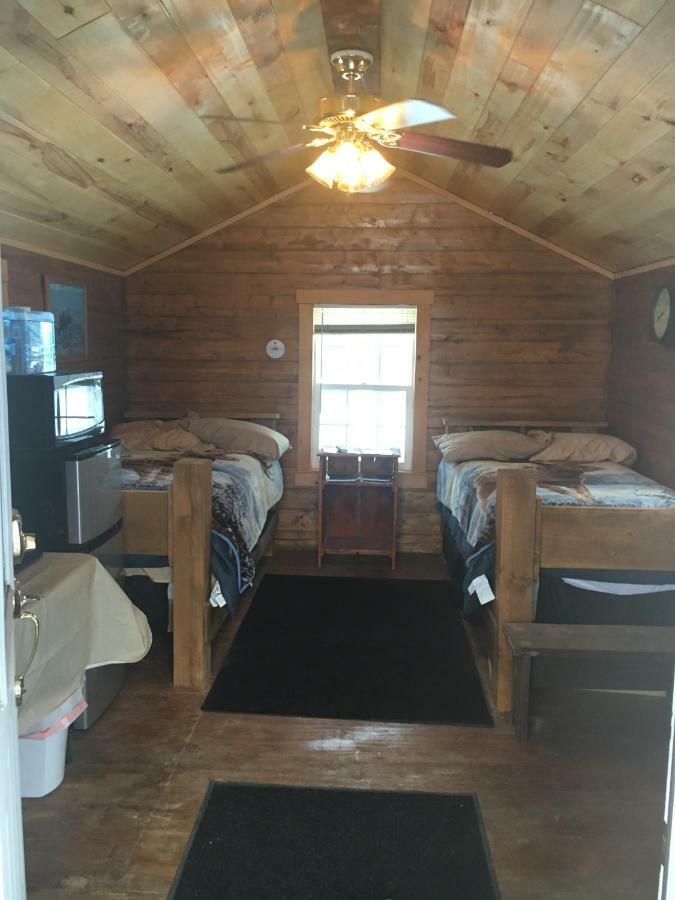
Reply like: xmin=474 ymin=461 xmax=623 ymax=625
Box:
xmin=7 ymin=371 xmax=105 ymax=448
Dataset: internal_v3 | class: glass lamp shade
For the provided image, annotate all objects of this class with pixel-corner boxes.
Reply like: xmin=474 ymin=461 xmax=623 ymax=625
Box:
xmin=306 ymin=141 xmax=395 ymax=193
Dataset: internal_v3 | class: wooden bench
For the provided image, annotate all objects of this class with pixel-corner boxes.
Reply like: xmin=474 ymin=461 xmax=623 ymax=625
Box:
xmin=503 ymin=623 xmax=675 ymax=742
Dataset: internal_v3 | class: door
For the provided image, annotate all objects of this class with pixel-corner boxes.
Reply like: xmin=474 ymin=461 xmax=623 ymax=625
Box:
xmin=660 ymin=667 xmax=675 ymax=898
xmin=0 ymin=276 xmax=27 ymax=898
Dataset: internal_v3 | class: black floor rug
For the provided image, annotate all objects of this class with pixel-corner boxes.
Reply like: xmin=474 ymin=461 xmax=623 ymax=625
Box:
xmin=202 ymin=576 xmax=492 ymax=725
xmin=169 ymin=782 xmax=501 ymax=900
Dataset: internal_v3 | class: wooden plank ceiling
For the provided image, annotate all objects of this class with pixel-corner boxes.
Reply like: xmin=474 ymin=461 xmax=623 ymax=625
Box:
xmin=0 ymin=0 xmax=673 ymax=274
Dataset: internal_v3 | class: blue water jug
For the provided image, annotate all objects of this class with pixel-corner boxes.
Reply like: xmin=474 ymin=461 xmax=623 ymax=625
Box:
xmin=3 ymin=307 xmax=56 ymax=374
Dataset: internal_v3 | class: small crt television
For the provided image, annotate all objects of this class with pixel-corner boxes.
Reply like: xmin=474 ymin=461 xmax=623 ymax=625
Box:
xmin=7 ymin=371 xmax=105 ymax=448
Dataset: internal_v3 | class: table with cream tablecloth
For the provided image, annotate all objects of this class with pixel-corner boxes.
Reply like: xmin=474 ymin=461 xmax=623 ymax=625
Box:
xmin=14 ymin=553 xmax=151 ymax=735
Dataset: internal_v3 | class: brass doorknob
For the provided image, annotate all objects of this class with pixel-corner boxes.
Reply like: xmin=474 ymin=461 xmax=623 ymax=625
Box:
xmin=11 ymin=508 xmax=36 ymax=564
xmin=13 ymin=579 xmax=40 ymax=708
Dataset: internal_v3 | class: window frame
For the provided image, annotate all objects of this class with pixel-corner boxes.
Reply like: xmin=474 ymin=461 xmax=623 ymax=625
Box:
xmin=296 ymin=289 xmax=433 ymax=489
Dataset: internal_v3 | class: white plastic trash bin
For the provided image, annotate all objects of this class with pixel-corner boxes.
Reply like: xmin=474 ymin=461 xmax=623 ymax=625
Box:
xmin=18 ymin=689 xmax=86 ymax=798
xmin=19 ymin=728 xmax=69 ymax=798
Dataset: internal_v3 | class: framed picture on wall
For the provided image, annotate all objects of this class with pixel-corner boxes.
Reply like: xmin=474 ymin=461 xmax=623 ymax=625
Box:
xmin=44 ymin=278 xmax=88 ymax=362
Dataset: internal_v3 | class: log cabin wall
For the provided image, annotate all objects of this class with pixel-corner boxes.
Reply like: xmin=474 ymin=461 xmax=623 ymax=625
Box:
xmin=608 ymin=265 xmax=675 ymax=489
xmin=125 ymin=176 xmax=613 ymax=553
xmin=1 ymin=245 xmax=126 ymax=425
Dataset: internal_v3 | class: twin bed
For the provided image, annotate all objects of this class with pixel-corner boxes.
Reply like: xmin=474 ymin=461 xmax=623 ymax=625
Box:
xmin=436 ymin=422 xmax=675 ymax=711
xmin=117 ymin=411 xmax=675 ymax=712
xmin=119 ymin=414 xmax=286 ymax=689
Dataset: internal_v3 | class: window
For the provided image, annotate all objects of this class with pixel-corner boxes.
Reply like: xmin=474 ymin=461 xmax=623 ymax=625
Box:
xmin=296 ymin=290 xmax=433 ymax=487
xmin=312 ymin=305 xmax=416 ymax=466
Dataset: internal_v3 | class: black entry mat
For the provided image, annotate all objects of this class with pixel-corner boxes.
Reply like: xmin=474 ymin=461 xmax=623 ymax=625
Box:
xmin=169 ymin=782 xmax=501 ymax=900
xmin=202 ymin=576 xmax=492 ymax=726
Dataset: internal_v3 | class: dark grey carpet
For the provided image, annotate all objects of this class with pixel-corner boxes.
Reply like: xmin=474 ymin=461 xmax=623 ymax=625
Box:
xmin=170 ymin=782 xmax=501 ymax=899
xmin=202 ymin=575 xmax=492 ymax=726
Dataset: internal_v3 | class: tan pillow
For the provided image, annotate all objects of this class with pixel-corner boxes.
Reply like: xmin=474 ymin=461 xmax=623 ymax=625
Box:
xmin=151 ymin=426 xmax=215 ymax=453
xmin=111 ymin=420 xmax=160 ymax=451
xmin=530 ymin=432 xmax=637 ymax=465
xmin=181 ymin=417 xmax=290 ymax=460
xmin=432 ymin=430 xmax=544 ymax=463
xmin=111 ymin=420 xmax=215 ymax=453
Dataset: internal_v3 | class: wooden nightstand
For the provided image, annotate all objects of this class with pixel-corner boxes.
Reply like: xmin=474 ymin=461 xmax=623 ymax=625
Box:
xmin=317 ymin=451 xmax=398 ymax=568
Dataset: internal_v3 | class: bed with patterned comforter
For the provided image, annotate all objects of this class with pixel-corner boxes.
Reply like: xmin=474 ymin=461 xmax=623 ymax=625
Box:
xmin=122 ymin=449 xmax=283 ymax=613
xmin=437 ymin=459 xmax=675 ymax=618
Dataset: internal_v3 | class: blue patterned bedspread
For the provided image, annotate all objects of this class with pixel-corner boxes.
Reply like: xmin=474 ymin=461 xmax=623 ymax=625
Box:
xmin=122 ymin=450 xmax=283 ymax=611
xmin=437 ymin=459 xmax=675 ymax=553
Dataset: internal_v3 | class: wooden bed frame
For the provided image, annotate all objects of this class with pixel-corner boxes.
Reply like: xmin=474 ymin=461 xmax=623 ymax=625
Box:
xmin=121 ymin=412 xmax=281 ymax=690
xmin=441 ymin=419 xmax=675 ymax=713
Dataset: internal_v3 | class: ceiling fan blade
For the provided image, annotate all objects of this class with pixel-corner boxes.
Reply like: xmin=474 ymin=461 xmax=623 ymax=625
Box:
xmin=393 ymin=132 xmax=512 ymax=167
xmin=355 ymin=99 xmax=454 ymax=132
xmin=216 ymin=142 xmax=310 ymax=174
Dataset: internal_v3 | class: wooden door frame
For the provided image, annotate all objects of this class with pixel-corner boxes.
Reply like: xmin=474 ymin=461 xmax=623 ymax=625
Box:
xmin=0 ymin=251 xmax=27 ymax=898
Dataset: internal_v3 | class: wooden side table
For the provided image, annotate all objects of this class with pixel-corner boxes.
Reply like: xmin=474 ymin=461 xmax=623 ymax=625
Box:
xmin=317 ymin=451 xmax=398 ymax=568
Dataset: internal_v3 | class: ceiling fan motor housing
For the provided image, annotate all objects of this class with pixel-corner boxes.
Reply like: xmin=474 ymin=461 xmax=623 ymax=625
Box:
xmin=317 ymin=92 xmax=382 ymax=127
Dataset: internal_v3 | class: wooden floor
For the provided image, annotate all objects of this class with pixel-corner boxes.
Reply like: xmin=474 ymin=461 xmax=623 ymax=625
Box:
xmin=22 ymin=556 xmax=669 ymax=899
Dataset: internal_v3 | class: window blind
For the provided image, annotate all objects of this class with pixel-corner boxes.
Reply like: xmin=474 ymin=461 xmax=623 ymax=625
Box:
xmin=313 ymin=305 xmax=416 ymax=335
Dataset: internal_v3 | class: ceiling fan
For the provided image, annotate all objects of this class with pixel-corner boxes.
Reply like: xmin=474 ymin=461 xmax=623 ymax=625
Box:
xmin=216 ymin=50 xmax=512 ymax=193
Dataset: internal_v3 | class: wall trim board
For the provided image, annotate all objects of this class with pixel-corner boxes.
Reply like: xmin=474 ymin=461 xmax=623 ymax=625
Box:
xmin=6 ymin=168 xmax=671 ymax=281
xmin=8 ymin=170 xmax=668 ymax=282
xmin=1 ymin=184 xmax=309 ymax=279
xmin=397 ymin=170 xmax=615 ymax=281
xmin=0 ymin=237 xmax=123 ymax=276
xmin=122 ymin=181 xmax=312 ymax=276
xmin=615 ymin=257 xmax=675 ymax=280
xmin=296 ymin=289 xmax=434 ymax=305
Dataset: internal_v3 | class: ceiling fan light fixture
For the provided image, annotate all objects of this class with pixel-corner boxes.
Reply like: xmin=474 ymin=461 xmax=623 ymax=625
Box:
xmin=217 ymin=51 xmax=511 ymax=180
xmin=306 ymin=140 xmax=395 ymax=193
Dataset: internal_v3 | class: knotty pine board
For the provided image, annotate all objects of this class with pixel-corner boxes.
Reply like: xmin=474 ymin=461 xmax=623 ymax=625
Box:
xmin=608 ymin=264 xmax=675 ymax=489
xmin=1 ymin=1 xmax=674 ymax=272
xmin=125 ymin=177 xmax=613 ymax=553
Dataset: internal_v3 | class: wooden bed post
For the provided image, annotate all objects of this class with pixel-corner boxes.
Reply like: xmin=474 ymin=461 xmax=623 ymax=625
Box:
xmin=492 ymin=468 xmax=539 ymax=712
xmin=171 ymin=458 xmax=212 ymax=689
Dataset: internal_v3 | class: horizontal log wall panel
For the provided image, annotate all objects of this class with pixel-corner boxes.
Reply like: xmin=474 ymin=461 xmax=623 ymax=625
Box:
xmin=206 ymin=225 xmax=539 ymax=253
xmin=126 ymin=177 xmax=612 ymax=552
xmin=141 ymin=249 xmax=583 ymax=275
xmin=608 ymin=265 xmax=675 ymax=488
xmin=127 ymin=270 xmax=607 ymax=295
xmin=2 ymin=244 xmax=126 ymax=424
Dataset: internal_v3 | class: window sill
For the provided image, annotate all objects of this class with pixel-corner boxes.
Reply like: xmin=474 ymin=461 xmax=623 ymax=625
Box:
xmin=294 ymin=470 xmax=428 ymax=490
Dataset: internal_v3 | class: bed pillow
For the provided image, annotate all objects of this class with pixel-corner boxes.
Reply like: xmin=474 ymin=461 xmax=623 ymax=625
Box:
xmin=432 ymin=430 xmax=545 ymax=463
xmin=181 ymin=417 xmax=290 ymax=460
xmin=111 ymin=420 xmax=216 ymax=453
xmin=529 ymin=432 xmax=637 ymax=465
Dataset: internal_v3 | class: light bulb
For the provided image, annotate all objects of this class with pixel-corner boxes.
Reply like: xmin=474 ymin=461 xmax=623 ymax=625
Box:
xmin=306 ymin=141 xmax=395 ymax=193
xmin=306 ymin=146 xmax=338 ymax=189
xmin=357 ymin=145 xmax=396 ymax=190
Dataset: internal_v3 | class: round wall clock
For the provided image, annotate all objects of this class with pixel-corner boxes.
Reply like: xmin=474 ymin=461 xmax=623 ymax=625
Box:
xmin=651 ymin=286 xmax=675 ymax=347
xmin=265 ymin=339 xmax=285 ymax=359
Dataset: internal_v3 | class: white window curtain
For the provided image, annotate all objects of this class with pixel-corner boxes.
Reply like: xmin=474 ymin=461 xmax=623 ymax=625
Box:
xmin=311 ymin=305 xmax=417 ymax=467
